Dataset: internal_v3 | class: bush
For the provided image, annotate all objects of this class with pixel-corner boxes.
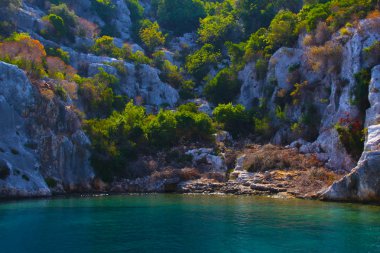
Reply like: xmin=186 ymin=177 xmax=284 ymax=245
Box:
xmin=213 ymin=103 xmax=252 ymax=137
xmin=0 ymin=33 xmax=47 ymax=78
xmin=352 ymin=69 xmax=371 ymax=115
xmin=198 ymin=13 xmax=240 ymax=45
xmin=185 ymin=44 xmax=221 ymax=80
xmin=91 ymin=36 xmax=130 ymax=59
xmin=204 ymin=68 xmax=241 ymax=104
xmin=305 ymin=41 xmax=343 ymax=74
xmin=85 ymin=101 xmax=147 ymax=181
xmin=335 ymin=116 xmax=365 ymax=161
xmin=42 ymin=3 xmax=78 ymax=42
xmin=46 ymin=47 xmax=70 ymax=63
xmin=77 ymin=68 xmax=122 ymax=117
xmin=267 ymin=10 xmax=298 ymax=51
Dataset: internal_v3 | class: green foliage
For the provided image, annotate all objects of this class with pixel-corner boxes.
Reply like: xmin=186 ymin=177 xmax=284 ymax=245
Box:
xmin=54 ymin=84 xmax=68 ymax=101
xmin=213 ymin=103 xmax=252 ymax=137
xmin=45 ymin=14 xmax=66 ymax=39
xmin=198 ymin=12 xmax=240 ymax=45
xmin=156 ymin=0 xmax=206 ymax=35
xmin=255 ymin=58 xmax=268 ymax=80
xmin=85 ymin=101 xmax=215 ymax=180
xmin=139 ymin=20 xmax=166 ymax=52
xmin=352 ymin=69 xmax=371 ymax=115
xmin=91 ymin=36 xmax=128 ymax=59
xmin=244 ymin=28 xmax=270 ymax=60
xmin=46 ymin=47 xmax=70 ymax=63
xmin=40 ymin=3 xmax=79 ymax=42
xmin=204 ymin=68 xmax=241 ymax=104
xmin=92 ymin=0 xmax=116 ymax=23
xmin=254 ymin=116 xmax=273 ymax=139
xmin=85 ymin=101 xmax=147 ymax=181
xmin=77 ymin=68 xmax=124 ymax=117
xmin=267 ymin=10 xmax=298 ymax=51
xmin=235 ymin=0 xmax=276 ymax=36
xmin=125 ymin=0 xmax=144 ymax=22
xmin=185 ymin=44 xmax=221 ymax=80
xmin=297 ymin=3 xmax=331 ymax=32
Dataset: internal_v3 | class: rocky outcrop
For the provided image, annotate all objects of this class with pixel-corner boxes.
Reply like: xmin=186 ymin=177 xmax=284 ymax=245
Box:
xmin=0 ymin=62 xmax=94 ymax=197
xmin=322 ymin=65 xmax=380 ymax=202
xmin=0 ymin=62 xmax=50 ymax=197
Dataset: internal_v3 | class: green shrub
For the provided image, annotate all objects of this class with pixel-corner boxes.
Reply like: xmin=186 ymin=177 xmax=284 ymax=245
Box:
xmin=213 ymin=103 xmax=252 ymax=137
xmin=198 ymin=13 xmax=240 ymax=45
xmin=352 ymin=69 xmax=371 ymax=115
xmin=46 ymin=47 xmax=70 ymax=63
xmin=85 ymin=101 xmax=147 ymax=181
xmin=185 ymin=44 xmax=221 ymax=80
xmin=204 ymin=68 xmax=241 ymax=104
xmin=54 ymin=84 xmax=68 ymax=101
xmin=156 ymin=0 xmax=206 ymax=35
xmin=268 ymin=10 xmax=298 ymax=51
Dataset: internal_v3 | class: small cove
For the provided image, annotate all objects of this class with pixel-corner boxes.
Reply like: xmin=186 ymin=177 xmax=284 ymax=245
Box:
xmin=0 ymin=194 xmax=379 ymax=253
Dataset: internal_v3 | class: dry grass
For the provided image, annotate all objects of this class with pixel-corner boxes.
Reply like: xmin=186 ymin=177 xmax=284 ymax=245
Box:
xmin=306 ymin=41 xmax=343 ymax=74
xmin=151 ymin=167 xmax=201 ymax=181
xmin=367 ymin=10 xmax=380 ymax=19
xmin=244 ymin=144 xmax=323 ymax=172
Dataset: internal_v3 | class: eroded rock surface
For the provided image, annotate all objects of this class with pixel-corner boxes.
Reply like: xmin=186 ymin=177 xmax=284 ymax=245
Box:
xmin=322 ymin=65 xmax=380 ymax=202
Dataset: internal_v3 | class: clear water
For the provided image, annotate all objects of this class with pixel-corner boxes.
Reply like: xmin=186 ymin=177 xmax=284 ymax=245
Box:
xmin=0 ymin=194 xmax=379 ymax=253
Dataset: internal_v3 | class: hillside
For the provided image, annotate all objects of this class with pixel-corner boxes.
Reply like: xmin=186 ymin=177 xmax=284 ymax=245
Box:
xmin=0 ymin=0 xmax=379 ymax=202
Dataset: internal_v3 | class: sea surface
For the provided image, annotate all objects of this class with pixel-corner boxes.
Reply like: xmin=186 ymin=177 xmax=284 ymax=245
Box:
xmin=0 ymin=194 xmax=379 ymax=253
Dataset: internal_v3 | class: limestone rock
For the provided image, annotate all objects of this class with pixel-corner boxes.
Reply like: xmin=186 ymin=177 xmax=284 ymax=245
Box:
xmin=322 ymin=65 xmax=380 ymax=202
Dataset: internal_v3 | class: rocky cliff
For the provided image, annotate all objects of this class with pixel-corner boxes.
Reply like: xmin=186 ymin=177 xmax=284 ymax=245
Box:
xmin=321 ymin=65 xmax=380 ymax=202
xmin=1 ymin=0 xmax=380 ymax=202
xmin=0 ymin=61 xmax=94 ymax=197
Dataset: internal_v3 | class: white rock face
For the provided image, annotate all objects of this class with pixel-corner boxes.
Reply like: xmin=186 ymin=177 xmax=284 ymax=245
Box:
xmin=238 ymin=62 xmax=262 ymax=108
xmin=322 ymin=65 xmax=380 ymax=202
xmin=137 ymin=64 xmax=179 ymax=107
xmin=269 ymin=48 xmax=303 ymax=90
xmin=237 ymin=19 xmax=380 ymax=172
xmin=113 ymin=0 xmax=132 ymax=40
xmin=186 ymin=149 xmax=227 ymax=172
xmin=0 ymin=62 xmax=50 ymax=197
xmin=68 ymin=52 xmax=180 ymax=107
xmin=0 ymin=62 xmax=95 ymax=197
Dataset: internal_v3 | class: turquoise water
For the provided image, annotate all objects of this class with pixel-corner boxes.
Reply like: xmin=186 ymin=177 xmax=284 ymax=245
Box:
xmin=0 ymin=195 xmax=379 ymax=253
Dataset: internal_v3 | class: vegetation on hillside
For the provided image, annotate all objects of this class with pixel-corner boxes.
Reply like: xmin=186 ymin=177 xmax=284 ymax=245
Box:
xmin=0 ymin=0 xmax=378 ymax=180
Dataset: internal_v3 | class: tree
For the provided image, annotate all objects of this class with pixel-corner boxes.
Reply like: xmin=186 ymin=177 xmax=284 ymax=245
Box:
xmin=213 ymin=103 xmax=253 ymax=137
xmin=139 ymin=20 xmax=166 ymax=52
xmin=185 ymin=44 xmax=221 ymax=80
xmin=198 ymin=13 xmax=240 ymax=45
xmin=268 ymin=10 xmax=298 ymax=51
xmin=156 ymin=0 xmax=206 ymax=34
